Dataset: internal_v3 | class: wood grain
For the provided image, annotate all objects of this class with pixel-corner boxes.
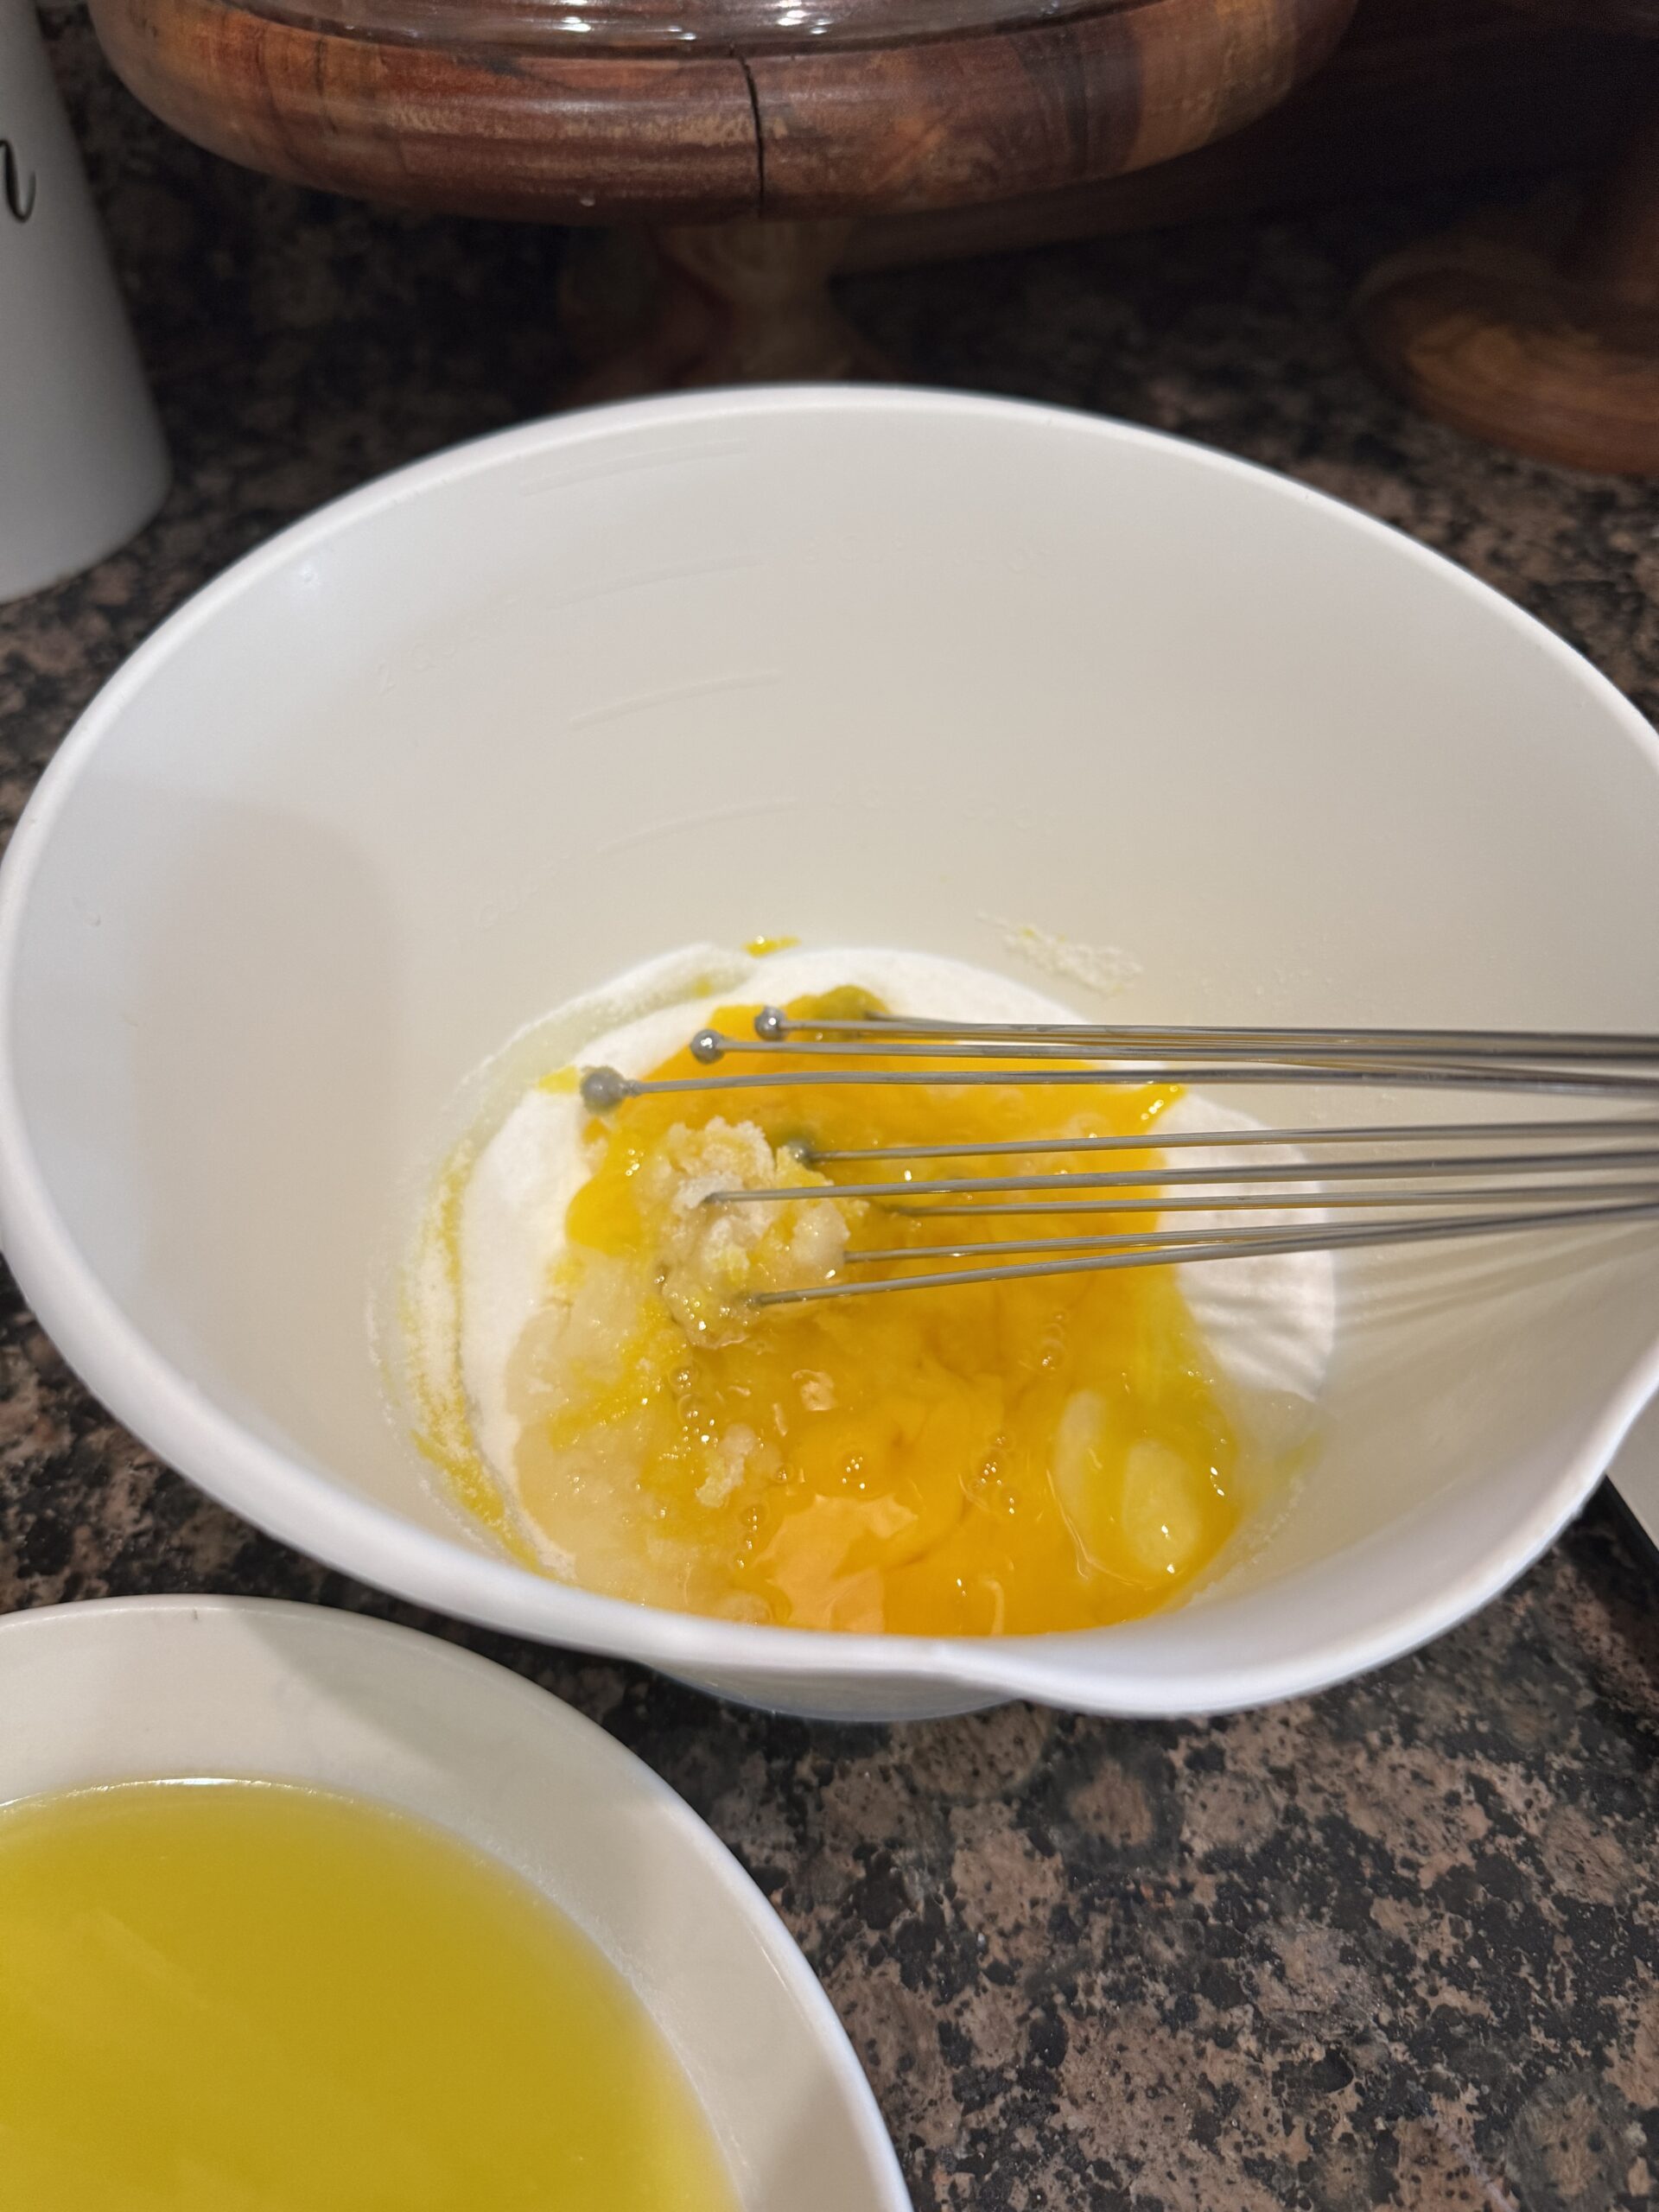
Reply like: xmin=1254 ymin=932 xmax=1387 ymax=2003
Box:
xmin=1356 ymin=0 xmax=1659 ymax=474
xmin=1356 ymin=149 xmax=1659 ymax=474
xmin=90 ymin=0 xmax=1355 ymax=226
xmin=845 ymin=3 xmax=1651 ymax=270
xmin=559 ymin=219 xmax=887 ymax=402
xmin=89 ymin=0 xmax=761 ymax=223
xmin=748 ymin=0 xmax=1356 ymax=218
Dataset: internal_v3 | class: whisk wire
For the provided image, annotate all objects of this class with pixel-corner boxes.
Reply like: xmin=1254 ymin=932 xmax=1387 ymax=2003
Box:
xmin=577 ymin=1009 xmax=1659 ymax=1304
xmin=749 ymin=1197 xmax=1659 ymax=1306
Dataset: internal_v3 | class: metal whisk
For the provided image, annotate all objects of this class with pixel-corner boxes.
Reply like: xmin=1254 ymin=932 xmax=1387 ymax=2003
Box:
xmin=578 ymin=1010 xmax=1659 ymax=1305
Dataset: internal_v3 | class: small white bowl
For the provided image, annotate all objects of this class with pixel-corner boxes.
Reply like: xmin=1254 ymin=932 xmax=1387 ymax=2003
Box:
xmin=2 ymin=387 xmax=1658 ymax=1719
xmin=0 ymin=1594 xmax=908 ymax=2211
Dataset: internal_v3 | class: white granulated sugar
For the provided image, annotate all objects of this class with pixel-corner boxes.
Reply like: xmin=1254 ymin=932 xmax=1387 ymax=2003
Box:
xmin=451 ymin=945 xmax=1337 ymax=1497
xmin=984 ymin=916 xmax=1143 ymax=999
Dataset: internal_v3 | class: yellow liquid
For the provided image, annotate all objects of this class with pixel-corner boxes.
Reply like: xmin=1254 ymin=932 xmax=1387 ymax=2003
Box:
xmin=507 ymin=986 xmax=1247 ymax=1635
xmin=0 ymin=1780 xmax=737 ymax=2212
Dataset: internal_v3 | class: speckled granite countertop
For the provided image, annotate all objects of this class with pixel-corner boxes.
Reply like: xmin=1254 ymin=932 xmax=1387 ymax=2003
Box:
xmin=4 ymin=18 xmax=1659 ymax=2209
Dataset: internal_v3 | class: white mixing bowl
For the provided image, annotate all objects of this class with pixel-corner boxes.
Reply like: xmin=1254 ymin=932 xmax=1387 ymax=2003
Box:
xmin=2 ymin=388 xmax=1657 ymax=1719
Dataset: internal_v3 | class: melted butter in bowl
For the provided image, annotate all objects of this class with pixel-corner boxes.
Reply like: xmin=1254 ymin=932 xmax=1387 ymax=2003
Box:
xmin=408 ymin=948 xmax=1334 ymax=1637
xmin=0 ymin=1778 xmax=737 ymax=2211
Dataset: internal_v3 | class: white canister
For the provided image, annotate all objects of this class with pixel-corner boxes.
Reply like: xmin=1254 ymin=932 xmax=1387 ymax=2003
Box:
xmin=0 ymin=0 xmax=168 ymax=602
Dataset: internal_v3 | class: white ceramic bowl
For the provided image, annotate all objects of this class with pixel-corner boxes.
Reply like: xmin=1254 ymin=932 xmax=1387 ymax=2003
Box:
xmin=2 ymin=388 xmax=1657 ymax=1720
xmin=0 ymin=1595 xmax=908 ymax=2211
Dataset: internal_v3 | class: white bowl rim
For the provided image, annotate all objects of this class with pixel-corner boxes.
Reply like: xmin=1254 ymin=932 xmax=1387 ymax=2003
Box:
xmin=0 ymin=1590 xmax=911 ymax=2208
xmin=2 ymin=384 xmax=1657 ymax=1714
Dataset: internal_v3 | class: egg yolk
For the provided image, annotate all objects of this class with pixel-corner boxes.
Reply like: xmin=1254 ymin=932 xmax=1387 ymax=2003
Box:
xmin=505 ymin=988 xmax=1243 ymax=1636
